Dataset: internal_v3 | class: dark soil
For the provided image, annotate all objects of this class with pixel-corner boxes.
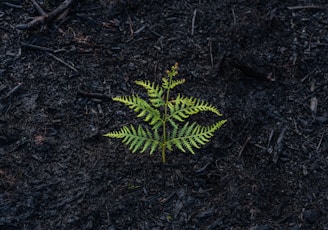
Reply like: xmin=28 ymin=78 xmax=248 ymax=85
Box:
xmin=1 ymin=0 xmax=328 ymax=229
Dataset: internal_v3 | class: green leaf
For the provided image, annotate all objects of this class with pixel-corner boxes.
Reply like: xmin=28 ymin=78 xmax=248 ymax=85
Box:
xmin=167 ymin=94 xmax=222 ymax=124
xmin=135 ymin=80 xmax=165 ymax=107
xmin=167 ymin=120 xmax=227 ymax=154
xmin=162 ymin=78 xmax=185 ymax=90
xmin=104 ymin=125 xmax=162 ymax=154
xmin=112 ymin=95 xmax=162 ymax=127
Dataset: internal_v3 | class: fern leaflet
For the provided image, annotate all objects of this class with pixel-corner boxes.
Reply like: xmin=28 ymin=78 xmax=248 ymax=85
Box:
xmin=112 ymin=95 xmax=162 ymax=127
xmin=135 ymin=80 xmax=165 ymax=107
xmin=104 ymin=125 xmax=162 ymax=154
xmin=167 ymin=120 xmax=227 ymax=154
xmin=162 ymin=78 xmax=186 ymax=90
xmin=167 ymin=94 xmax=223 ymax=127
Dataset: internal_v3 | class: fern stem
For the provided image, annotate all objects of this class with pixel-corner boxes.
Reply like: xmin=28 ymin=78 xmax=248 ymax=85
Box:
xmin=161 ymin=115 xmax=168 ymax=162
xmin=161 ymin=65 xmax=177 ymax=163
xmin=161 ymin=83 xmax=169 ymax=163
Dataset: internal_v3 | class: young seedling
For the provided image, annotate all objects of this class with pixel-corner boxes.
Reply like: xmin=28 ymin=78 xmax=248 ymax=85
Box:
xmin=104 ymin=63 xmax=227 ymax=163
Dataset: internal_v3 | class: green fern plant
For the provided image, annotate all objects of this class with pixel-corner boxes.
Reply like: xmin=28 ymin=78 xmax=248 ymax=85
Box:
xmin=104 ymin=63 xmax=227 ymax=163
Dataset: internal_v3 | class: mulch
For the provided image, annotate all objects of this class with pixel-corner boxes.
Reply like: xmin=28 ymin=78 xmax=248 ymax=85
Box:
xmin=0 ymin=0 xmax=327 ymax=229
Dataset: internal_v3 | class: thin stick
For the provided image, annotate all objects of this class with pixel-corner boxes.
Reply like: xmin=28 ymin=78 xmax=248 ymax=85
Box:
xmin=77 ymin=88 xmax=111 ymax=100
xmin=232 ymin=8 xmax=236 ymax=28
xmin=126 ymin=10 xmax=134 ymax=36
xmin=3 ymin=2 xmax=23 ymax=9
xmin=195 ymin=162 xmax=211 ymax=173
xmin=301 ymin=67 xmax=318 ymax=82
xmin=316 ymin=132 xmax=324 ymax=152
xmin=276 ymin=126 xmax=287 ymax=151
xmin=31 ymin=0 xmax=46 ymax=16
xmin=5 ymin=83 xmax=23 ymax=99
xmin=273 ymin=126 xmax=288 ymax=163
xmin=209 ymin=39 xmax=213 ymax=67
xmin=239 ymin=136 xmax=251 ymax=157
xmin=287 ymin=5 xmax=325 ymax=10
xmin=267 ymin=130 xmax=274 ymax=148
xmin=21 ymin=42 xmax=54 ymax=52
xmin=46 ymin=52 xmax=78 ymax=73
xmin=231 ymin=7 xmax=237 ymax=45
xmin=191 ymin=9 xmax=197 ymax=36
xmin=17 ymin=0 xmax=74 ymax=30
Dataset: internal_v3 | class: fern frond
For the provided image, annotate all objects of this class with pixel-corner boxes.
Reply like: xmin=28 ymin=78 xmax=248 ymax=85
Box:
xmin=167 ymin=94 xmax=223 ymax=126
xmin=113 ymin=95 xmax=163 ymax=127
xmin=104 ymin=125 xmax=162 ymax=154
xmin=167 ymin=120 xmax=227 ymax=154
xmin=162 ymin=78 xmax=185 ymax=89
xmin=105 ymin=63 xmax=227 ymax=163
xmin=135 ymin=80 xmax=165 ymax=107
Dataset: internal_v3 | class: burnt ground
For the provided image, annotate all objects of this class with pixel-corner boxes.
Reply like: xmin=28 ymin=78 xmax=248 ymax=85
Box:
xmin=1 ymin=0 xmax=328 ymax=229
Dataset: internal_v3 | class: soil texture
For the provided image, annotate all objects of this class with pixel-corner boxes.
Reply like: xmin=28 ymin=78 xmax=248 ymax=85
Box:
xmin=1 ymin=0 xmax=328 ymax=229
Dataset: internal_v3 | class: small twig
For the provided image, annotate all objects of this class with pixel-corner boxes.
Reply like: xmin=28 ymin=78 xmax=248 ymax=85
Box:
xmin=301 ymin=67 xmax=318 ymax=82
xmin=273 ymin=126 xmax=288 ymax=163
xmin=31 ymin=0 xmax=46 ymax=16
xmin=126 ymin=10 xmax=134 ymax=36
xmin=308 ymin=33 xmax=313 ymax=54
xmin=316 ymin=132 xmax=324 ymax=152
xmin=195 ymin=162 xmax=211 ymax=173
xmin=264 ymin=130 xmax=275 ymax=154
xmin=4 ymin=83 xmax=23 ymax=99
xmin=267 ymin=130 xmax=274 ymax=149
xmin=43 ymin=0 xmax=73 ymax=20
xmin=21 ymin=42 xmax=54 ymax=52
xmin=3 ymin=2 xmax=23 ymax=9
xmin=16 ymin=15 xmax=47 ymax=30
xmin=46 ymin=52 xmax=78 ymax=73
xmin=57 ymin=7 xmax=70 ymax=22
xmin=208 ymin=39 xmax=213 ymax=67
xmin=134 ymin=25 xmax=146 ymax=35
xmin=16 ymin=0 xmax=74 ymax=30
xmin=276 ymin=126 xmax=287 ymax=151
xmin=105 ymin=204 xmax=111 ymax=227
xmin=231 ymin=8 xmax=236 ymax=27
xmin=287 ymin=5 xmax=325 ymax=10
xmin=77 ymin=88 xmax=112 ymax=100
xmin=160 ymin=191 xmax=177 ymax=203
xmin=254 ymin=144 xmax=267 ymax=150
xmin=191 ymin=9 xmax=197 ymax=36
xmin=300 ymin=82 xmax=328 ymax=103
xmin=239 ymin=136 xmax=251 ymax=157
